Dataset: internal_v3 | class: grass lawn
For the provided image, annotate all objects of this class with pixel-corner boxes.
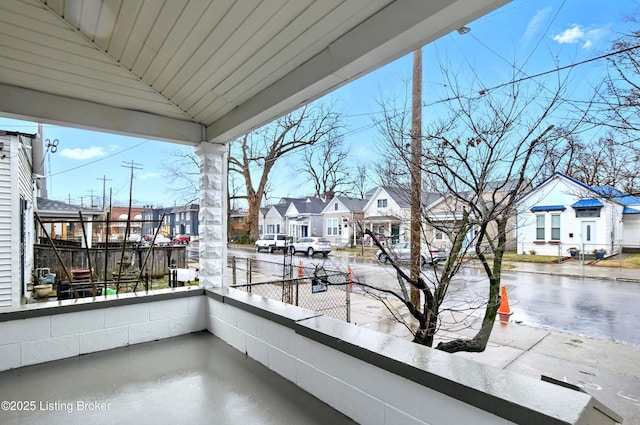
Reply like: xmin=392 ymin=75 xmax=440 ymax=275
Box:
xmin=594 ymin=254 xmax=640 ymax=268
xmin=503 ymin=252 xmax=640 ymax=269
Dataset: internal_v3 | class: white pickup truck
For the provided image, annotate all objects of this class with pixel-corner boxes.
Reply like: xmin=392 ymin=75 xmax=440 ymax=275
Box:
xmin=255 ymin=234 xmax=293 ymax=253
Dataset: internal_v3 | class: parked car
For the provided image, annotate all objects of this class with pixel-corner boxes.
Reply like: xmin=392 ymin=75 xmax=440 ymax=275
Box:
xmin=292 ymin=237 xmax=331 ymax=257
xmin=173 ymin=234 xmax=190 ymax=245
xmin=154 ymin=235 xmax=173 ymax=246
xmin=255 ymin=234 xmax=292 ymax=253
xmin=376 ymin=242 xmax=446 ymax=266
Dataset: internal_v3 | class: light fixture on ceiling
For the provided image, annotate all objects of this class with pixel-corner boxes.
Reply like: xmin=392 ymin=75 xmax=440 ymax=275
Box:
xmin=457 ymin=26 xmax=471 ymax=35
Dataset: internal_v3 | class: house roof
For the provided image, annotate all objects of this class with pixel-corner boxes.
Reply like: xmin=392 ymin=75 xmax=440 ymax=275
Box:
xmin=329 ymin=196 xmax=368 ymax=212
xmin=288 ymin=198 xmax=326 ymax=215
xmin=571 ymin=199 xmax=604 ymax=208
xmin=530 ymin=205 xmax=567 ymax=212
xmin=383 ymin=186 xmax=411 ymax=209
xmin=519 ymin=172 xmax=640 ymax=215
xmin=172 ymin=204 xmax=199 ymax=213
xmin=36 ymin=197 xmax=102 ymax=217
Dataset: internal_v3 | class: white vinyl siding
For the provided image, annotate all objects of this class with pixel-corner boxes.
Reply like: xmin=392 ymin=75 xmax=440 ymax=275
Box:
xmin=0 ymin=136 xmax=14 ymax=306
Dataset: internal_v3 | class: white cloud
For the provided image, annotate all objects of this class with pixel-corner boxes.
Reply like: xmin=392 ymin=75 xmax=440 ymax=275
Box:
xmin=552 ymin=24 xmax=605 ymax=49
xmin=59 ymin=146 xmax=106 ymax=160
xmin=553 ymin=25 xmax=585 ymax=44
xmin=523 ymin=8 xmax=552 ymax=44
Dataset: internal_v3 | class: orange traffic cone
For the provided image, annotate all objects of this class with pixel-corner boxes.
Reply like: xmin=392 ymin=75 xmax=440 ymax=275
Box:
xmin=498 ymin=286 xmax=512 ymax=324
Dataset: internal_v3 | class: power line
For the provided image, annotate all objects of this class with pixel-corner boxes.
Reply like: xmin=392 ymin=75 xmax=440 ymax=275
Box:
xmin=46 ymin=139 xmax=150 ymax=177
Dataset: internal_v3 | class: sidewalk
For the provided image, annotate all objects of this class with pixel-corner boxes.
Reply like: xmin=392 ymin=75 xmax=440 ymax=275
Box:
xmin=347 ymin=260 xmax=640 ymax=425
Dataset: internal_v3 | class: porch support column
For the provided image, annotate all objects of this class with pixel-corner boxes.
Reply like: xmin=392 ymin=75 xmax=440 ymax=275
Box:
xmin=195 ymin=142 xmax=227 ymax=288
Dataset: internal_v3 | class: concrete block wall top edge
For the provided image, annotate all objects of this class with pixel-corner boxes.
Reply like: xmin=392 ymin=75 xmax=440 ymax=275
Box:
xmin=208 ymin=288 xmax=620 ymax=425
xmin=206 ymin=287 xmax=322 ymax=329
xmin=0 ymin=287 xmax=205 ymax=322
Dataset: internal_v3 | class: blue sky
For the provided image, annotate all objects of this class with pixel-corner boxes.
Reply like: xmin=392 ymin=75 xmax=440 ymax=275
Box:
xmin=1 ymin=0 xmax=637 ymax=208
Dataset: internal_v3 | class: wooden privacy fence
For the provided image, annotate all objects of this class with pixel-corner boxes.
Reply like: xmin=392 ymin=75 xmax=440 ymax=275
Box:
xmin=34 ymin=244 xmax=187 ymax=281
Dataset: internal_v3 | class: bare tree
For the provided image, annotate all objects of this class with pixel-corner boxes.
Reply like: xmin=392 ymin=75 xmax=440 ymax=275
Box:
xmin=295 ymin=134 xmax=351 ymax=199
xmin=363 ymin=63 xmax=573 ymax=353
xmin=162 ymin=147 xmax=200 ymax=205
xmin=351 ymin=162 xmax=372 ymax=198
xmin=228 ymin=103 xmax=343 ymax=241
xmin=600 ymin=19 xmax=640 ymax=137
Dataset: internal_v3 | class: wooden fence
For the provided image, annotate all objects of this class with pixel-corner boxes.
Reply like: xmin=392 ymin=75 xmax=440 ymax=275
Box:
xmin=34 ymin=243 xmax=187 ymax=282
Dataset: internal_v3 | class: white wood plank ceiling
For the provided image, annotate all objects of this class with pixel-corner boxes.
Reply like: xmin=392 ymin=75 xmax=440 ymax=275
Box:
xmin=0 ymin=0 xmax=509 ymax=145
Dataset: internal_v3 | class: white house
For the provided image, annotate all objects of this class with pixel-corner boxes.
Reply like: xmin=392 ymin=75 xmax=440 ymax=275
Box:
xmin=284 ymin=197 xmax=326 ymax=239
xmin=516 ymin=172 xmax=640 ymax=256
xmin=0 ymin=130 xmax=43 ymax=307
xmin=321 ymin=196 xmax=367 ymax=247
xmin=361 ymin=186 xmax=412 ymax=245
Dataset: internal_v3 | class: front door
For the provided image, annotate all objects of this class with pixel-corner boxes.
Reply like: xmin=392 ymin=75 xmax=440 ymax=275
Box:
xmin=391 ymin=225 xmax=400 ymax=244
xmin=581 ymin=221 xmax=596 ymax=251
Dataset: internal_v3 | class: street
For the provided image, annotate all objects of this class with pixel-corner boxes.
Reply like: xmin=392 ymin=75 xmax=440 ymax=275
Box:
xmin=228 ymin=248 xmax=640 ymax=346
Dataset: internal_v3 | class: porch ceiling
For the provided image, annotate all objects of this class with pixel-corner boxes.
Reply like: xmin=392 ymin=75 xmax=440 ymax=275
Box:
xmin=0 ymin=0 xmax=509 ymax=145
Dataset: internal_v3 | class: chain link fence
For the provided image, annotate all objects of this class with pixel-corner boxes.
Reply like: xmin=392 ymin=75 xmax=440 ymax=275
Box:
xmin=227 ymin=256 xmax=351 ymax=322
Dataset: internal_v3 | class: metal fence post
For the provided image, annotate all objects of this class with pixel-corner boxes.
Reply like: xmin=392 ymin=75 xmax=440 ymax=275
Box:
xmin=231 ymin=256 xmax=237 ymax=286
xmin=346 ymin=277 xmax=351 ymax=323
xmin=558 ymin=243 xmax=562 ymax=263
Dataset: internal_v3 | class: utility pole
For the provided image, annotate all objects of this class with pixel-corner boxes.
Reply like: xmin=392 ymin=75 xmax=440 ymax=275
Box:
xmin=116 ymin=161 xmax=143 ymax=290
xmin=97 ymin=175 xmax=112 ymax=210
xmin=410 ymin=48 xmax=423 ymax=307
xmin=86 ymin=188 xmax=97 ymax=208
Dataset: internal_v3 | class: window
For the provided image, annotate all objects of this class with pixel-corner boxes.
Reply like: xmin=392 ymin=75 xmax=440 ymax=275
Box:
xmin=377 ymin=199 xmax=387 ymax=208
xmin=536 ymin=215 xmax=545 ymax=240
xmin=327 ymin=218 xmax=339 ymax=236
xmin=551 ymin=214 xmax=560 ymax=240
xmin=575 ymin=208 xmax=600 ymax=218
xmin=334 ymin=202 xmax=339 ymax=211
xmin=434 ymin=229 xmax=443 ymax=240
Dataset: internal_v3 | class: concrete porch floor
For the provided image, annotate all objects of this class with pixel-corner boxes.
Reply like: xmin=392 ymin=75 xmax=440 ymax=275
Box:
xmin=0 ymin=331 xmax=358 ymax=425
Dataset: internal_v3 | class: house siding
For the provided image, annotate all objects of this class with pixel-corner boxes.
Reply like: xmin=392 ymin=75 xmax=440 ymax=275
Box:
xmin=0 ymin=136 xmax=11 ymax=306
xmin=263 ymin=208 xmax=284 ymax=235
xmin=362 ymin=188 xmax=409 ymax=244
xmin=622 ymin=215 xmax=640 ymax=248
xmin=516 ymin=175 xmax=623 ymax=255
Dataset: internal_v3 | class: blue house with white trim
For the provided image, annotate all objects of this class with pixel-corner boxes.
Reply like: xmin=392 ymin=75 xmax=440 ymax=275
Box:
xmin=516 ymin=173 xmax=640 ymax=256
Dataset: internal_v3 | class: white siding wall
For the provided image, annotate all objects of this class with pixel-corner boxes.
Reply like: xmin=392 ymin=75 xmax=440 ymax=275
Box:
xmin=516 ymin=177 xmax=619 ymax=255
xmin=262 ymin=207 xmax=284 ymax=235
xmin=0 ymin=136 xmax=13 ymax=306
xmin=623 ymin=215 xmax=640 ymax=248
xmin=18 ymin=136 xmax=35 ymax=304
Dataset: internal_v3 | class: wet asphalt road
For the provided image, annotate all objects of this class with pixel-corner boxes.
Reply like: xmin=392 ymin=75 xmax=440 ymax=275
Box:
xmin=228 ymin=248 xmax=640 ymax=346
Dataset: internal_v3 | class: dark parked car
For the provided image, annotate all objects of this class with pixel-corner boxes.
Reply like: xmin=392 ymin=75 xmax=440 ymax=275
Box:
xmin=292 ymin=237 xmax=331 ymax=257
xmin=376 ymin=242 xmax=446 ymax=266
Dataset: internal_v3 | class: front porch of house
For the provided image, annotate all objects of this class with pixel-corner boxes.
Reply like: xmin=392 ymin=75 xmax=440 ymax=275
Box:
xmin=0 ymin=287 xmax=620 ymax=425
